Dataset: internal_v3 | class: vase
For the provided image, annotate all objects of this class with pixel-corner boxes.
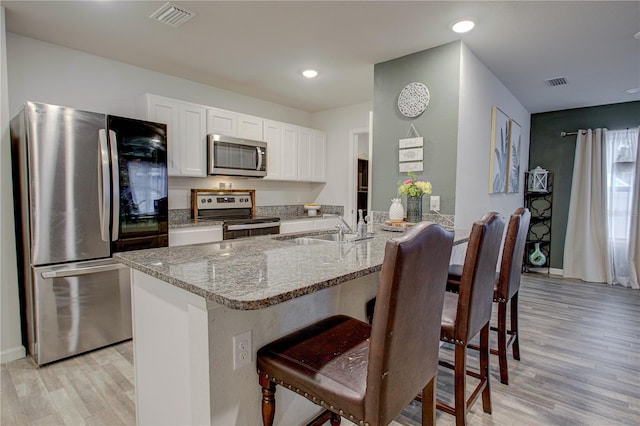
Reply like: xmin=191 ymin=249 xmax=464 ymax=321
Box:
xmin=388 ymin=198 xmax=404 ymax=222
xmin=406 ymin=196 xmax=423 ymax=223
xmin=529 ymin=242 xmax=547 ymax=266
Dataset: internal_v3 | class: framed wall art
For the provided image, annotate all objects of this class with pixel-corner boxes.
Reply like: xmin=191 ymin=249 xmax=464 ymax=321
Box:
xmin=488 ymin=106 xmax=510 ymax=193
xmin=507 ymin=118 xmax=522 ymax=193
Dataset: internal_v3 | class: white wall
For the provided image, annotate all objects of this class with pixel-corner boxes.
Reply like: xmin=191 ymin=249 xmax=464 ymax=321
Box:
xmin=455 ymin=43 xmax=530 ymax=226
xmin=6 ymin=33 xmax=311 ymax=125
xmin=310 ymin=101 xmax=372 ymax=211
xmin=1 ymin=8 xmax=25 ymax=363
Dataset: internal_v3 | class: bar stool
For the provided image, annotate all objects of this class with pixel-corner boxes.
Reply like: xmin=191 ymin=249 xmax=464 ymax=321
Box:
xmin=256 ymin=222 xmax=454 ymax=426
xmin=447 ymin=207 xmax=530 ymax=385
xmin=437 ymin=212 xmax=505 ymax=426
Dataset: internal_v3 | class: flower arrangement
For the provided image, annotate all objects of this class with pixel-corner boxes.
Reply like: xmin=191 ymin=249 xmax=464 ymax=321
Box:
xmin=398 ymin=172 xmax=432 ymax=198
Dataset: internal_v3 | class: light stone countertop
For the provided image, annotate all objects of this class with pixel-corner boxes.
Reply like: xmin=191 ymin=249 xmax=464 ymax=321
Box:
xmin=114 ymin=225 xmax=470 ymax=310
xmin=169 ymin=215 xmax=329 ymax=229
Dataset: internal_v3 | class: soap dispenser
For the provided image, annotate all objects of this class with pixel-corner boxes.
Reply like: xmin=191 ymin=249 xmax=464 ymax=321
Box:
xmin=357 ymin=209 xmax=367 ymax=238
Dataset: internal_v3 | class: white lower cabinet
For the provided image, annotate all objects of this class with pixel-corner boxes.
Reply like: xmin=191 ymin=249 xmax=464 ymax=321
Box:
xmin=169 ymin=226 xmax=223 ymax=246
xmin=279 ymin=220 xmax=315 ymax=234
xmin=279 ymin=217 xmax=339 ymax=234
xmin=313 ymin=217 xmax=340 ymax=230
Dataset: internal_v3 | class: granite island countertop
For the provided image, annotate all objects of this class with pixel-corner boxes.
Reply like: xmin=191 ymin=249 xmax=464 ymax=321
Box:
xmin=169 ymin=215 xmax=334 ymax=229
xmin=114 ymin=225 xmax=469 ymax=310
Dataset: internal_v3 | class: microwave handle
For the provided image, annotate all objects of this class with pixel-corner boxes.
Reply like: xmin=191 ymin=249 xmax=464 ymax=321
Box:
xmin=256 ymin=146 xmax=263 ymax=171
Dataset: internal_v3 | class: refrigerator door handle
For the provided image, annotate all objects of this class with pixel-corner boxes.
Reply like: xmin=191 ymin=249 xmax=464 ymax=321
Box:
xmin=98 ymin=129 xmax=111 ymax=242
xmin=108 ymin=129 xmax=120 ymax=241
xmin=41 ymin=263 xmax=128 ymax=279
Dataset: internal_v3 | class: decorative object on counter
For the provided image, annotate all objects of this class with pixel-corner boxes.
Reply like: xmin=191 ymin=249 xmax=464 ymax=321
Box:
xmin=528 ymin=242 xmax=547 ymax=266
xmin=388 ymin=198 xmax=404 ymax=222
xmin=381 ymin=220 xmax=413 ymax=232
xmin=528 ymin=166 xmax=549 ymax=192
xmin=406 ymin=196 xmax=423 ymax=224
xmin=398 ymin=171 xmax=432 ymax=223
xmin=397 ymin=82 xmax=430 ymax=117
xmin=303 ymin=203 xmax=321 ymax=216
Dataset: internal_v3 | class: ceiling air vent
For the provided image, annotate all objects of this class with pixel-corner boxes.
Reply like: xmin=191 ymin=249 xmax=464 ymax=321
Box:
xmin=544 ymin=76 xmax=568 ymax=87
xmin=150 ymin=2 xmax=196 ymax=28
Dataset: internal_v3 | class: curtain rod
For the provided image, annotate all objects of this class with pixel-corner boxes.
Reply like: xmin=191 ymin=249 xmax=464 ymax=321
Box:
xmin=560 ymin=131 xmax=587 ymax=137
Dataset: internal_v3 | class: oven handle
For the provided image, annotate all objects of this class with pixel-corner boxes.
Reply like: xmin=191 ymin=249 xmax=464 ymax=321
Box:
xmin=226 ymin=221 xmax=280 ymax=231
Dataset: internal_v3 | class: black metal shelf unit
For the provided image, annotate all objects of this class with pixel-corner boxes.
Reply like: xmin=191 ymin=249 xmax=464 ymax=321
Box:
xmin=523 ymin=172 xmax=553 ymax=272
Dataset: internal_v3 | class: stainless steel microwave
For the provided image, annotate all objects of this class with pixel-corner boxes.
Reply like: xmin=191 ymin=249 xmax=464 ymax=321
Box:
xmin=207 ymin=134 xmax=267 ymax=177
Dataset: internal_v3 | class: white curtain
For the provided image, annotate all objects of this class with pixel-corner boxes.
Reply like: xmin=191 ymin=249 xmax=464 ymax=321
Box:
xmin=563 ymin=129 xmax=609 ymax=282
xmin=604 ymin=127 xmax=639 ymax=289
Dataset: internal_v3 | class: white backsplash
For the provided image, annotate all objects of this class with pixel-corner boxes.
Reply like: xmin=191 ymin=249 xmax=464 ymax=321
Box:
xmin=168 ymin=176 xmax=323 ymax=209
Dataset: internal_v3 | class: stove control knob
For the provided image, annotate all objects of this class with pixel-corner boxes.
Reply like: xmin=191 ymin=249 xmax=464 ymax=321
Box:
xmin=207 ymin=198 xmax=212 ymax=203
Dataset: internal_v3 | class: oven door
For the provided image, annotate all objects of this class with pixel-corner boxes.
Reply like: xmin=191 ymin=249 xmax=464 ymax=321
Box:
xmin=208 ymin=134 xmax=267 ymax=177
xmin=223 ymin=221 xmax=280 ymax=240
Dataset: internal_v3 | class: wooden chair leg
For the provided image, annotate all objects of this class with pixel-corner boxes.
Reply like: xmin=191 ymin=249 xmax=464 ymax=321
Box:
xmin=497 ymin=301 xmax=509 ymax=385
xmin=480 ymin=324 xmax=492 ymax=414
xmin=330 ymin=412 xmax=341 ymax=425
xmin=454 ymin=344 xmax=467 ymax=426
xmin=421 ymin=376 xmax=436 ymax=426
xmin=259 ymin=376 xmax=276 ymax=426
xmin=510 ymin=292 xmax=521 ymax=361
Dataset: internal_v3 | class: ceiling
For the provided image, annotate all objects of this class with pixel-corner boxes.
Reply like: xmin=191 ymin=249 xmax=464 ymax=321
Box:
xmin=3 ymin=1 xmax=639 ymax=114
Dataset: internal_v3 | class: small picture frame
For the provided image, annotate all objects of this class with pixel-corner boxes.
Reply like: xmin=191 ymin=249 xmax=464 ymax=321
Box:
xmin=399 ymin=148 xmax=423 ymax=162
xmin=399 ymin=161 xmax=423 ymax=172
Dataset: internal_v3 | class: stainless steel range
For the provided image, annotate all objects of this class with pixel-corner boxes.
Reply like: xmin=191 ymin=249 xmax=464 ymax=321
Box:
xmin=191 ymin=189 xmax=280 ymax=240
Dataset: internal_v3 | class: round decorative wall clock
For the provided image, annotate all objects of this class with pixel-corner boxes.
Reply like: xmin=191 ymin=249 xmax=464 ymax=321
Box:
xmin=397 ymin=82 xmax=430 ymax=118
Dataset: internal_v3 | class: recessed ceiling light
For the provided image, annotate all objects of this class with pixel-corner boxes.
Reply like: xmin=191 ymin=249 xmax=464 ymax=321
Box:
xmin=302 ymin=69 xmax=318 ymax=78
xmin=625 ymin=87 xmax=640 ymax=94
xmin=451 ymin=19 xmax=475 ymax=34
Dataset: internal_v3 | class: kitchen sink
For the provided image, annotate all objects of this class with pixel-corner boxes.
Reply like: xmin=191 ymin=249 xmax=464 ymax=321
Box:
xmin=288 ymin=233 xmax=373 ymax=245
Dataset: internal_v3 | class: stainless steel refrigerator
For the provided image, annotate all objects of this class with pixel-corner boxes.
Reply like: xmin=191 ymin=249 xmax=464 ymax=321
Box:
xmin=10 ymin=101 xmax=168 ymax=365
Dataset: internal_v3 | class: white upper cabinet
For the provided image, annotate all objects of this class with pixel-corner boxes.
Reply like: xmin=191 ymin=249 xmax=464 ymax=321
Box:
xmin=281 ymin=124 xmax=299 ymax=180
xmin=237 ymin=113 xmax=263 ymax=141
xmin=263 ymin=119 xmax=282 ymax=180
xmin=311 ymin=130 xmax=327 ymax=182
xmin=297 ymin=127 xmax=313 ymax=182
xmin=263 ymin=120 xmax=299 ymax=181
xmin=298 ymin=127 xmax=326 ymax=183
xmin=145 ymin=94 xmax=206 ymax=177
xmin=206 ymin=107 xmax=236 ymax=136
xmin=207 ymin=109 xmax=263 ymax=141
xmin=145 ymin=94 xmax=325 ymax=182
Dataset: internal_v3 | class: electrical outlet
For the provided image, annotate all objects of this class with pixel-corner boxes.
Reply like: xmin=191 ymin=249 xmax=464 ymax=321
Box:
xmin=233 ymin=330 xmax=252 ymax=370
xmin=430 ymin=195 xmax=440 ymax=212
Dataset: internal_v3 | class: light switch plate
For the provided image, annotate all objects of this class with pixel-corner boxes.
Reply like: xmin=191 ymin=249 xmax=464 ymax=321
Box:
xmin=430 ymin=196 xmax=440 ymax=212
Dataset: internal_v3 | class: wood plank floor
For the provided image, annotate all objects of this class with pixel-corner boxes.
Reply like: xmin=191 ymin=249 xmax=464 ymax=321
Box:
xmin=2 ymin=274 xmax=638 ymax=425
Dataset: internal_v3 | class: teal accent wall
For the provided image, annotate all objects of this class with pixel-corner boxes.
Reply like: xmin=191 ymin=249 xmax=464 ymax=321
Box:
xmin=529 ymin=101 xmax=640 ymax=269
xmin=372 ymin=42 xmax=460 ymax=214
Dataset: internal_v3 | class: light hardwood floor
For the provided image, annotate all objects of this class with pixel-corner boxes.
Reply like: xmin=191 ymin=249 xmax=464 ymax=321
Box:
xmin=2 ymin=274 xmax=639 ymax=425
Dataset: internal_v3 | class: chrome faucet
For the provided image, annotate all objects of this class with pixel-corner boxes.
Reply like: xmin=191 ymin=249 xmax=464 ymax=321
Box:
xmin=336 ymin=216 xmax=355 ymax=234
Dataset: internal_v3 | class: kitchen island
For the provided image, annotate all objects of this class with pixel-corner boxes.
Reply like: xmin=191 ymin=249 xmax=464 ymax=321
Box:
xmin=114 ymin=226 xmax=469 ymax=426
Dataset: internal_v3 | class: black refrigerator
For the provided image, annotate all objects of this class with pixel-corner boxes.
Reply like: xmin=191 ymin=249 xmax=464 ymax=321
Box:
xmin=10 ymin=101 xmax=168 ymax=365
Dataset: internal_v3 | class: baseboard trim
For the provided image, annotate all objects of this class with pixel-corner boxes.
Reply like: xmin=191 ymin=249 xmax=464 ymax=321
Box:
xmin=549 ymin=268 xmax=563 ymax=276
xmin=1 ymin=345 xmax=26 ymax=364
